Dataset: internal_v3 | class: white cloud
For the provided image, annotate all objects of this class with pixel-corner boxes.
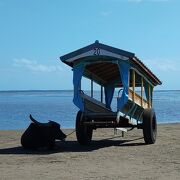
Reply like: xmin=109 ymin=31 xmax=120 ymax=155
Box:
xmin=145 ymin=59 xmax=180 ymax=72
xmin=100 ymin=10 xmax=112 ymax=16
xmin=13 ymin=58 xmax=62 ymax=73
xmin=128 ymin=0 xmax=143 ymax=2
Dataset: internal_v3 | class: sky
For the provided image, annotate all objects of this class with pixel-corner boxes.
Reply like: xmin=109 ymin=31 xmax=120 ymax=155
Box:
xmin=0 ymin=0 xmax=180 ymax=90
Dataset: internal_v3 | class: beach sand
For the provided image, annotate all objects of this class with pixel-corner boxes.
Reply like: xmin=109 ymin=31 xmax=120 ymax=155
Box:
xmin=0 ymin=124 xmax=180 ymax=180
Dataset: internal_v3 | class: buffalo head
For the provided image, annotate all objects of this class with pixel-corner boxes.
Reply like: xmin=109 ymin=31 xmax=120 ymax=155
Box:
xmin=29 ymin=114 xmax=66 ymax=141
xmin=21 ymin=115 xmax=66 ymax=149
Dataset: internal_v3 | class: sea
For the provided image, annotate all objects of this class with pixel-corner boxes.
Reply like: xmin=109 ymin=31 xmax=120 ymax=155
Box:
xmin=0 ymin=90 xmax=180 ymax=130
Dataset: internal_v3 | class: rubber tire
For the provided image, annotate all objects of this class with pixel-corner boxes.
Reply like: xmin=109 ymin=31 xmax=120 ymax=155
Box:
xmin=143 ymin=108 xmax=157 ymax=144
xmin=76 ymin=111 xmax=93 ymax=145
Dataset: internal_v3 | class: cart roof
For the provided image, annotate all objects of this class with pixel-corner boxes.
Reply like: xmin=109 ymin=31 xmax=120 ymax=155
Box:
xmin=60 ymin=41 xmax=162 ymax=86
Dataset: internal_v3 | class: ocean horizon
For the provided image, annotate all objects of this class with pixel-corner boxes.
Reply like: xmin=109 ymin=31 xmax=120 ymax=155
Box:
xmin=0 ymin=90 xmax=180 ymax=130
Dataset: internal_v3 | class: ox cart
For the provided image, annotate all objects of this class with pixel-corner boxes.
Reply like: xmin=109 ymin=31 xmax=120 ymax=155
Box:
xmin=60 ymin=41 xmax=162 ymax=145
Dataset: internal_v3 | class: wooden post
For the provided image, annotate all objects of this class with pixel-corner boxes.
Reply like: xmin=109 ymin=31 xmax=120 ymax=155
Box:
xmin=141 ymin=77 xmax=144 ymax=107
xmin=148 ymin=84 xmax=151 ymax=108
xmin=91 ymin=78 xmax=93 ymax=98
xmin=101 ymin=85 xmax=103 ymax=103
xmin=132 ymin=70 xmax=135 ymax=102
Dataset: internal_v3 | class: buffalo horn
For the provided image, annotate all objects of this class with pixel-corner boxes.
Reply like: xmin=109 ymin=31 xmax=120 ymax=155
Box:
xmin=29 ymin=114 xmax=50 ymax=127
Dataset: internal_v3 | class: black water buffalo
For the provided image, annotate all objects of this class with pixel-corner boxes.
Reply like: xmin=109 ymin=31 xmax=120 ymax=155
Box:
xmin=21 ymin=114 xmax=66 ymax=149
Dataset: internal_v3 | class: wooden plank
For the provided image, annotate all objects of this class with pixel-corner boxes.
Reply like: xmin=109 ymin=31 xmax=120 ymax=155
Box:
xmin=101 ymin=86 xmax=103 ymax=103
xmin=148 ymin=84 xmax=151 ymax=108
xmin=91 ymin=78 xmax=93 ymax=98
xmin=129 ymin=88 xmax=148 ymax=108
xmin=132 ymin=70 xmax=135 ymax=102
xmin=141 ymin=77 xmax=143 ymax=107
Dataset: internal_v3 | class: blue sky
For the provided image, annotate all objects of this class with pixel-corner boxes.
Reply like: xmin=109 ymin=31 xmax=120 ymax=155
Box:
xmin=0 ymin=0 xmax=179 ymax=90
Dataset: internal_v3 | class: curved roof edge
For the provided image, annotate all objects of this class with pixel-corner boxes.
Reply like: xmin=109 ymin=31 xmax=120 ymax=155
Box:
xmin=60 ymin=40 xmax=135 ymax=62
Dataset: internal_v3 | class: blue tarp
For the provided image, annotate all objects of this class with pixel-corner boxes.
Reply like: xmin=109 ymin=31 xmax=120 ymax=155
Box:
xmin=117 ymin=62 xmax=130 ymax=110
xmin=105 ymin=84 xmax=115 ymax=109
xmin=73 ymin=64 xmax=85 ymax=111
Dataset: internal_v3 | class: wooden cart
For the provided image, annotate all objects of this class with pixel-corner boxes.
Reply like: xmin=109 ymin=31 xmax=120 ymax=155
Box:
xmin=60 ymin=40 xmax=162 ymax=145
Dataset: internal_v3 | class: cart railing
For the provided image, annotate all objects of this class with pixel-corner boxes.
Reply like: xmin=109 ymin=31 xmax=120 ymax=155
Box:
xmin=128 ymin=88 xmax=150 ymax=108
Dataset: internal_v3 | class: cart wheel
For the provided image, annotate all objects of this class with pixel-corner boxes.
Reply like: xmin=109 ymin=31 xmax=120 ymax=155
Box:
xmin=76 ymin=111 xmax=93 ymax=145
xmin=142 ymin=108 xmax=157 ymax=144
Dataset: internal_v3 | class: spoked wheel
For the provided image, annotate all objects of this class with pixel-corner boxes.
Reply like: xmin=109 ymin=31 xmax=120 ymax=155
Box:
xmin=142 ymin=108 xmax=157 ymax=144
xmin=76 ymin=111 xmax=93 ymax=145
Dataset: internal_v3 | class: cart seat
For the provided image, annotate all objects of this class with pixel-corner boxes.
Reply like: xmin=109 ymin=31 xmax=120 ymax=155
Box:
xmin=80 ymin=93 xmax=112 ymax=113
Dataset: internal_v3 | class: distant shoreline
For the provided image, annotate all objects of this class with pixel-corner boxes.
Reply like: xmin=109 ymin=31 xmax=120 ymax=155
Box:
xmin=0 ymin=89 xmax=180 ymax=92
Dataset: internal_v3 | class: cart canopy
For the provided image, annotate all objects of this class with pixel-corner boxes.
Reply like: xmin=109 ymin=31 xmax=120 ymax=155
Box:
xmin=60 ymin=41 xmax=162 ymax=111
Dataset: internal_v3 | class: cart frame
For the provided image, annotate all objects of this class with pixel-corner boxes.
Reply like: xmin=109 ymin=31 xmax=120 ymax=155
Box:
xmin=60 ymin=41 xmax=162 ymax=145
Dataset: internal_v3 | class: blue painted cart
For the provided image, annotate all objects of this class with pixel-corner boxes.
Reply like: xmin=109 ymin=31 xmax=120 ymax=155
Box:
xmin=60 ymin=41 xmax=162 ymax=145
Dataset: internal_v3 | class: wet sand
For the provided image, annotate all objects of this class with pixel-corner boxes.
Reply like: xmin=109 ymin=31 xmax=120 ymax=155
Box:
xmin=0 ymin=123 xmax=180 ymax=180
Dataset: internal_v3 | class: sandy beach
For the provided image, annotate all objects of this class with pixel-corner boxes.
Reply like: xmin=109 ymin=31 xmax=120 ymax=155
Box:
xmin=0 ymin=124 xmax=179 ymax=180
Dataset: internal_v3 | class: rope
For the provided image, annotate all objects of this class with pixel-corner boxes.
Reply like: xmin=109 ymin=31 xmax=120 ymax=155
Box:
xmin=127 ymin=127 xmax=135 ymax=132
xmin=66 ymin=130 xmax=76 ymax=137
xmin=66 ymin=127 xmax=134 ymax=138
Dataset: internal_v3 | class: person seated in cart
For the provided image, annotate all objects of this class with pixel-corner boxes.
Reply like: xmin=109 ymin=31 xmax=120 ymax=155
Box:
xmin=60 ymin=40 xmax=162 ymax=145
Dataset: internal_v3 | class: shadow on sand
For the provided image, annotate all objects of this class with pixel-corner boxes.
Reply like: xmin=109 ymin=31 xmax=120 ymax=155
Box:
xmin=0 ymin=136 xmax=145 ymax=155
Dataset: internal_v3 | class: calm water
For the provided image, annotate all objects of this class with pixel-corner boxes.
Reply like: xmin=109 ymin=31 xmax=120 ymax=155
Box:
xmin=0 ymin=90 xmax=180 ymax=130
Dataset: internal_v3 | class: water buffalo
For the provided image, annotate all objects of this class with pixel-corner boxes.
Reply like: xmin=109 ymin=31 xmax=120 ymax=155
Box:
xmin=21 ymin=114 xmax=66 ymax=149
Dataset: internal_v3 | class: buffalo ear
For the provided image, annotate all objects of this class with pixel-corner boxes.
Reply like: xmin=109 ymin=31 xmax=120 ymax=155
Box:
xmin=49 ymin=121 xmax=61 ymax=128
xmin=48 ymin=121 xmax=54 ymax=127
